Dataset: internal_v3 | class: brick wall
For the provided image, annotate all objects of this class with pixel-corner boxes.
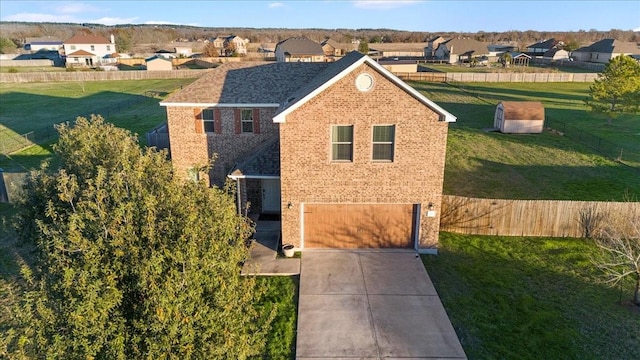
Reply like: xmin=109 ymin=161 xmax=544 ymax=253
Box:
xmin=279 ymin=62 xmax=450 ymax=250
xmin=166 ymin=106 xmax=278 ymax=185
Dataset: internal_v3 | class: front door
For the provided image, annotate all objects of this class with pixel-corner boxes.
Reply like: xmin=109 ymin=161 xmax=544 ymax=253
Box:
xmin=261 ymin=179 xmax=281 ymax=213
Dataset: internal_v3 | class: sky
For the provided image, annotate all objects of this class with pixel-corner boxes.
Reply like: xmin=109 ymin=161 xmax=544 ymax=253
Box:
xmin=1 ymin=0 xmax=639 ymax=33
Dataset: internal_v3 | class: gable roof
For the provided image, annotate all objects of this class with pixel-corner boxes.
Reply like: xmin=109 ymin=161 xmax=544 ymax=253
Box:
xmin=527 ymin=38 xmax=558 ymax=49
xmin=161 ymin=52 xmax=456 ymax=123
xmin=65 ymin=34 xmax=112 ymax=44
xmin=585 ymin=39 xmax=640 ymax=54
xmin=499 ymin=101 xmax=544 ymax=121
xmin=439 ymin=38 xmax=488 ymax=56
xmin=66 ymin=49 xmax=95 ymax=57
xmin=276 ymin=37 xmax=324 ymax=55
xmin=146 ymin=55 xmax=171 ymax=62
xmin=321 ymin=38 xmax=340 ymax=48
xmin=25 ymin=36 xmax=63 ymax=45
xmin=160 ymin=61 xmax=330 ymax=106
xmin=272 ymin=51 xmax=456 ymax=123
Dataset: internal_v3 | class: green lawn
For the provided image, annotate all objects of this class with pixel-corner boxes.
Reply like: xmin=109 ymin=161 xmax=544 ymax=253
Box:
xmin=410 ymin=81 xmax=640 ymax=200
xmin=422 ymin=233 xmax=640 ymax=360
xmin=0 ymin=78 xmax=195 ymax=171
xmin=0 ymin=66 xmax=67 ymax=73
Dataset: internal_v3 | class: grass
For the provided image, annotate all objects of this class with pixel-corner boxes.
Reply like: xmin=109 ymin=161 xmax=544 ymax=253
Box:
xmin=410 ymin=81 xmax=640 ymax=200
xmin=0 ymin=66 xmax=67 ymax=73
xmin=422 ymin=233 xmax=640 ymax=360
xmin=256 ymin=276 xmax=298 ymax=359
xmin=0 ymin=78 xmax=195 ymax=171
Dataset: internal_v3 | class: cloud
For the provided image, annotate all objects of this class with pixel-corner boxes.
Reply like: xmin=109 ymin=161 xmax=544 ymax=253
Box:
xmin=352 ymin=0 xmax=422 ymax=9
xmin=89 ymin=16 xmax=140 ymax=25
xmin=2 ymin=12 xmax=77 ymax=22
xmin=145 ymin=20 xmax=201 ymax=27
xmin=56 ymin=2 xmax=101 ymax=14
xmin=268 ymin=2 xmax=285 ymax=8
xmin=634 ymin=26 xmax=640 ymax=32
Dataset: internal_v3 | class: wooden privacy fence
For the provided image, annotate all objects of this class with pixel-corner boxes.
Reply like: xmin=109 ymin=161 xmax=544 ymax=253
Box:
xmin=440 ymin=195 xmax=640 ymax=238
xmin=0 ymin=69 xmax=210 ymax=83
xmin=395 ymin=72 xmax=447 ymax=82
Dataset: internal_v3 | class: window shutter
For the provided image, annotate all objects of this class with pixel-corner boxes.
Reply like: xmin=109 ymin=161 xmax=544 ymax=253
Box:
xmin=253 ymin=109 xmax=260 ymax=134
xmin=194 ymin=108 xmax=203 ymax=134
xmin=214 ymin=108 xmax=222 ymax=134
xmin=234 ymin=109 xmax=241 ymax=134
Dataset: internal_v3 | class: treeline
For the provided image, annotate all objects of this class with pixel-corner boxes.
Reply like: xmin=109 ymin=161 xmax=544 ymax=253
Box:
xmin=1 ymin=21 xmax=638 ymax=53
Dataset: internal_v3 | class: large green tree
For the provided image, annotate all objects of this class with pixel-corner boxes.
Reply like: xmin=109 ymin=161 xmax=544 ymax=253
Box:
xmin=585 ymin=55 xmax=640 ymax=125
xmin=8 ymin=116 xmax=273 ymax=359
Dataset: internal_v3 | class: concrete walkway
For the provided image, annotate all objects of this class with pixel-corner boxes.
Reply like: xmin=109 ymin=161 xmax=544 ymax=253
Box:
xmin=296 ymin=250 xmax=466 ymax=359
xmin=241 ymin=220 xmax=300 ymax=276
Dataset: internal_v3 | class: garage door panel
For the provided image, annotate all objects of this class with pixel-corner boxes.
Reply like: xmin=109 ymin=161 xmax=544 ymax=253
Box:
xmin=304 ymin=204 xmax=416 ymax=248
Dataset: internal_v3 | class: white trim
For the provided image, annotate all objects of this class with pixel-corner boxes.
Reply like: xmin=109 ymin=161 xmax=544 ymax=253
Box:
xmin=159 ymin=102 xmax=280 ymax=108
xmin=227 ymin=174 xmax=280 ymax=180
xmin=272 ymin=55 xmax=457 ymax=123
xmin=300 ymin=203 xmax=305 ymax=249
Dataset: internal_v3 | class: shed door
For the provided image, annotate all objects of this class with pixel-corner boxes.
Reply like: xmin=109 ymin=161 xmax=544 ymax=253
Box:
xmin=303 ymin=204 xmax=417 ymax=249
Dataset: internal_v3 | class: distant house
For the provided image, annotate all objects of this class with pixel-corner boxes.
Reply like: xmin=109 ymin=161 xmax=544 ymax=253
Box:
xmin=526 ymin=39 xmax=562 ymax=57
xmin=321 ymin=38 xmax=343 ymax=57
xmin=572 ymin=39 xmax=640 ymax=63
xmin=275 ymin=37 xmax=325 ymax=62
xmin=434 ymin=38 xmax=489 ymax=64
xmin=24 ymin=36 xmax=63 ymax=52
xmin=64 ymin=34 xmax=117 ymax=67
xmin=507 ymin=52 xmax=532 ymax=66
xmin=145 ymin=55 xmax=173 ymax=71
xmin=494 ymin=101 xmax=544 ymax=134
xmin=424 ymin=36 xmax=446 ymax=58
xmin=209 ymin=35 xmax=248 ymax=56
xmin=378 ymin=59 xmax=418 ymax=72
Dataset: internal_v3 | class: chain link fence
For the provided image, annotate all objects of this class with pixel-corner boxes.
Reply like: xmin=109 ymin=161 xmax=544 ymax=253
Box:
xmin=545 ymin=116 xmax=639 ymax=169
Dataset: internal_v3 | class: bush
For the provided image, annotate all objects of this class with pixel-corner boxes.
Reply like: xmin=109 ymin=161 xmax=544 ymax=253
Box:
xmin=7 ymin=67 xmax=18 ymax=73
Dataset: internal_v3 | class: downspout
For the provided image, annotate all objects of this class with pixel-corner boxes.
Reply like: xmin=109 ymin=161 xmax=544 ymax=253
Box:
xmin=235 ymin=178 xmax=242 ymax=215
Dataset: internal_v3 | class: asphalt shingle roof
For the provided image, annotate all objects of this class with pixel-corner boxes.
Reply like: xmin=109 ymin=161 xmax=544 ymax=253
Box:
xmin=65 ymin=34 xmax=111 ymax=44
xmin=587 ymin=39 xmax=640 ymax=54
xmin=162 ymin=61 xmax=330 ymax=104
xmin=440 ymin=38 xmax=488 ymax=56
xmin=276 ymin=37 xmax=324 ymax=56
xmin=229 ymin=136 xmax=280 ymax=177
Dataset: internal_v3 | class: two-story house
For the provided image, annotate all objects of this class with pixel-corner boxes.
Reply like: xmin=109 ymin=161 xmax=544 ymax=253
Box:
xmin=160 ymin=51 xmax=456 ymax=253
xmin=572 ymin=38 xmax=640 ymax=63
xmin=209 ymin=35 xmax=248 ymax=56
xmin=63 ymin=34 xmax=116 ymax=67
xmin=434 ymin=38 xmax=489 ymax=64
xmin=275 ymin=37 xmax=325 ymax=62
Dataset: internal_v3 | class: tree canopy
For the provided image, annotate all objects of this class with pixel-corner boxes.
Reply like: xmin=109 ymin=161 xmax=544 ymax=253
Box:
xmin=585 ymin=55 xmax=640 ymax=125
xmin=8 ymin=116 xmax=273 ymax=359
xmin=358 ymin=39 xmax=369 ymax=54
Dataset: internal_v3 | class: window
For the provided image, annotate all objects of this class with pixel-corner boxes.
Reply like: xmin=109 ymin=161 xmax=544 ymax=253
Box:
xmin=90 ymin=45 xmax=95 ymax=51
xmin=241 ymin=109 xmax=253 ymax=133
xmin=372 ymin=125 xmax=395 ymax=161
xmin=106 ymin=45 xmax=111 ymax=51
xmin=331 ymin=125 xmax=353 ymax=161
xmin=70 ymin=45 xmax=76 ymax=50
xmin=202 ymin=109 xmax=215 ymax=133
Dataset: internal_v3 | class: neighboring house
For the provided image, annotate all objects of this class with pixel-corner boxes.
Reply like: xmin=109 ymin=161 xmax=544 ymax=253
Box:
xmin=321 ymin=38 xmax=343 ymax=57
xmin=543 ymin=48 xmax=570 ymax=61
xmin=209 ymin=35 xmax=248 ymax=56
xmin=434 ymin=38 xmax=489 ymax=64
xmin=145 ymin=55 xmax=173 ymax=71
xmin=494 ymin=101 xmax=544 ymax=134
xmin=24 ymin=36 xmax=63 ymax=52
xmin=275 ymin=37 xmax=325 ymax=62
xmin=64 ymin=34 xmax=116 ymax=67
xmin=526 ymin=38 xmax=562 ymax=56
xmin=154 ymin=49 xmax=177 ymax=59
xmin=424 ymin=36 xmax=446 ymax=58
xmin=160 ymin=51 xmax=456 ymax=252
xmin=572 ymin=38 xmax=640 ymax=63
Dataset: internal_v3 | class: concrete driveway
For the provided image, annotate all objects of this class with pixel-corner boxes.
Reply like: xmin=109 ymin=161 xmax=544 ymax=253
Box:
xmin=296 ymin=250 xmax=466 ymax=359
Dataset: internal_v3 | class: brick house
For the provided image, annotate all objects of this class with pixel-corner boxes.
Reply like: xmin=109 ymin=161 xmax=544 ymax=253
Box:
xmin=160 ymin=51 xmax=456 ymax=253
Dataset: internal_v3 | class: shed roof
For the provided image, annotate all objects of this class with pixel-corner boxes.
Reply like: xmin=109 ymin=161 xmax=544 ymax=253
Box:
xmin=499 ymin=101 xmax=545 ymax=121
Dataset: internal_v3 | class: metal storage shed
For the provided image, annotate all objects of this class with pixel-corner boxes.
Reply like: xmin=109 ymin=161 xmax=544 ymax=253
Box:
xmin=494 ymin=101 xmax=545 ymax=133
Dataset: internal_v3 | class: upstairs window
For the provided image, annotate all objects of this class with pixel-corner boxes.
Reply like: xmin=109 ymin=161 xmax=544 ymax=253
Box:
xmin=331 ymin=125 xmax=353 ymax=162
xmin=372 ymin=125 xmax=395 ymax=162
xmin=106 ymin=45 xmax=111 ymax=51
xmin=90 ymin=45 xmax=95 ymax=51
xmin=241 ymin=109 xmax=253 ymax=133
xmin=202 ymin=109 xmax=215 ymax=133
